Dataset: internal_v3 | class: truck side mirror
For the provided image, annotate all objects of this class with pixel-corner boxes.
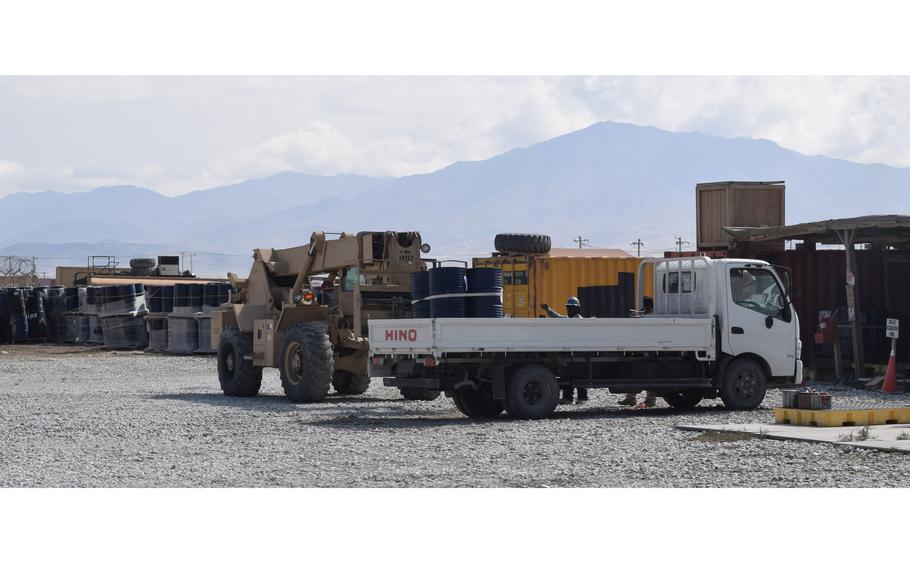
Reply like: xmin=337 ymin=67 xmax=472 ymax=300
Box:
xmin=765 ymin=315 xmax=774 ymax=329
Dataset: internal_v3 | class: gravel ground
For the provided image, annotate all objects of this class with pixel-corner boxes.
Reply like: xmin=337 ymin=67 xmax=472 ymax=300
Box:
xmin=1 ymin=345 xmax=908 ymax=487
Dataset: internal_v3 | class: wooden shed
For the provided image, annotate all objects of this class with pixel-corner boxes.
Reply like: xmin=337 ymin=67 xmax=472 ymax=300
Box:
xmin=696 ymin=181 xmax=785 ymax=250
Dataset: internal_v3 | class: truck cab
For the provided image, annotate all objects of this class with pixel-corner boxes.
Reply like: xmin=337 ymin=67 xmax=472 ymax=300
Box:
xmin=643 ymin=257 xmax=802 ymax=385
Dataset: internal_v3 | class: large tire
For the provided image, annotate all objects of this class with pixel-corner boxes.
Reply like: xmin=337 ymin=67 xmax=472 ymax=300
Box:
xmin=399 ymin=387 xmax=441 ymax=401
xmin=332 ymin=371 xmax=371 ymax=395
xmin=494 ymin=233 xmax=552 ymax=254
xmin=453 ymin=385 xmax=504 ymax=418
xmin=279 ymin=322 xmax=334 ymax=402
xmin=129 ymin=257 xmax=157 ymax=269
xmin=663 ymin=390 xmax=703 ymax=410
xmin=217 ymin=327 xmax=262 ymax=397
xmin=504 ymin=364 xmax=560 ymax=419
xmin=720 ymin=358 xmax=768 ymax=410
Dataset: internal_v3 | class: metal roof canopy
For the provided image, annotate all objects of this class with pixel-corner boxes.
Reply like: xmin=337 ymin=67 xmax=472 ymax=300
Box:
xmin=723 ymin=215 xmax=910 ymax=246
xmin=723 ymin=214 xmax=910 ymax=381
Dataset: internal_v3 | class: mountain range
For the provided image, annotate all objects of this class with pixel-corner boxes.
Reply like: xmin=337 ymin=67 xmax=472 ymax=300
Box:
xmin=2 ymin=121 xmax=909 ymax=277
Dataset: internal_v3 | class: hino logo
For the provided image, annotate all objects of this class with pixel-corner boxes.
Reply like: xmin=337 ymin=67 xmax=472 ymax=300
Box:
xmin=385 ymin=328 xmax=418 ymax=342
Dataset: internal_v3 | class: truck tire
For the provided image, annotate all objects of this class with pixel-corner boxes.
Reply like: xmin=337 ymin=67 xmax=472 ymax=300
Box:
xmin=279 ymin=322 xmax=334 ymax=402
xmin=493 ymin=233 xmax=552 ymax=254
xmin=453 ymin=385 xmax=504 ymax=418
xmin=504 ymin=364 xmax=560 ymax=419
xmin=720 ymin=358 xmax=768 ymax=410
xmin=129 ymin=257 xmax=157 ymax=269
xmin=217 ymin=327 xmax=262 ymax=397
xmin=663 ymin=390 xmax=703 ymax=410
xmin=332 ymin=371 xmax=371 ymax=395
xmin=399 ymin=387 xmax=441 ymax=401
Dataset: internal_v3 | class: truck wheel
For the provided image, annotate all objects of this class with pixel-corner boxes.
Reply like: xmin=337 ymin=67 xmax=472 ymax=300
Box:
xmin=663 ymin=390 xmax=703 ymax=410
xmin=332 ymin=371 xmax=371 ymax=395
xmin=399 ymin=387 xmax=441 ymax=401
xmin=279 ymin=322 xmax=334 ymax=402
xmin=453 ymin=385 xmax=503 ymax=418
xmin=720 ymin=358 xmax=768 ymax=410
xmin=504 ymin=365 xmax=560 ymax=419
xmin=494 ymin=233 xmax=552 ymax=254
xmin=217 ymin=327 xmax=262 ymax=397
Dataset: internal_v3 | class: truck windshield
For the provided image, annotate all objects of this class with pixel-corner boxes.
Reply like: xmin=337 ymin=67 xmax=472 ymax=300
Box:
xmin=730 ymin=268 xmax=789 ymax=321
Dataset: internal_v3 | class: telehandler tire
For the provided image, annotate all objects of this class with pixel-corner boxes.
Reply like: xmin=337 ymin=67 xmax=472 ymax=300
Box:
xmin=217 ymin=327 xmax=262 ymax=397
xmin=720 ymin=358 xmax=768 ymax=410
xmin=503 ymin=364 xmax=560 ymax=419
xmin=662 ymin=390 xmax=703 ymax=410
xmin=399 ymin=387 xmax=441 ymax=401
xmin=332 ymin=371 xmax=371 ymax=395
xmin=279 ymin=322 xmax=334 ymax=402
xmin=493 ymin=233 xmax=552 ymax=254
xmin=453 ymin=385 xmax=503 ymax=418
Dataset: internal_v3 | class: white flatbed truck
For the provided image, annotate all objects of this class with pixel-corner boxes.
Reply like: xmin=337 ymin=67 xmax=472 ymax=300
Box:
xmin=369 ymin=257 xmax=803 ymax=419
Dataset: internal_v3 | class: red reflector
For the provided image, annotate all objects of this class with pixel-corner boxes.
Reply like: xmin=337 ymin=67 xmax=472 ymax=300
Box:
xmin=423 ymin=356 xmax=436 ymax=368
xmin=372 ymin=356 xmax=384 ymax=366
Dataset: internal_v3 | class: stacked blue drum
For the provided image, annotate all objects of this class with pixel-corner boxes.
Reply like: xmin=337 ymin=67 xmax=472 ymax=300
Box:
xmin=466 ymin=268 xmax=504 ymax=318
xmin=409 ymin=266 xmax=503 ymax=319
xmin=409 ymin=271 xmax=431 ymax=318
xmin=428 ymin=266 xmax=467 ymax=318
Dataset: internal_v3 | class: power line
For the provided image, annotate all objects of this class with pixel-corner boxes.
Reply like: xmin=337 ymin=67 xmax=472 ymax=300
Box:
xmin=630 ymin=238 xmax=644 ymax=257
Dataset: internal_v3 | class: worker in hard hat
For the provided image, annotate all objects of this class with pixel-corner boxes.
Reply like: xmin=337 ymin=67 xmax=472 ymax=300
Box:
xmin=541 ymin=297 xmax=588 ymax=405
xmin=542 ymin=296 xmax=582 ymax=319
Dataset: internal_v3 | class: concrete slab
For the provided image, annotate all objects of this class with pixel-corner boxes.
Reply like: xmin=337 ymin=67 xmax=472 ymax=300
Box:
xmin=678 ymin=422 xmax=910 ymax=453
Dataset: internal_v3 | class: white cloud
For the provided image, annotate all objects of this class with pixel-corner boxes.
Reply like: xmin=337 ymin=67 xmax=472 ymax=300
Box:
xmin=2 ymin=76 xmax=910 ymax=198
xmin=0 ymin=159 xmax=25 ymax=179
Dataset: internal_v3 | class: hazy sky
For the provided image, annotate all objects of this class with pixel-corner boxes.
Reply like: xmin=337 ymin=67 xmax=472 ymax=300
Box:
xmin=1 ymin=76 xmax=909 ymax=197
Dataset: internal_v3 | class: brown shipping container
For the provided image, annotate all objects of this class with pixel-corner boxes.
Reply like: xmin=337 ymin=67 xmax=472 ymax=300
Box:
xmin=473 ymin=255 xmax=654 ymax=318
xmin=696 ymin=181 xmax=785 ymax=249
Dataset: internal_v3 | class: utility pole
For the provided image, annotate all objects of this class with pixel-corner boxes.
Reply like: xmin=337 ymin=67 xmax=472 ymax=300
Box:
xmin=675 ymin=236 xmax=690 ymax=252
xmin=573 ymin=235 xmax=590 ymax=249
xmin=630 ymin=238 xmax=644 ymax=257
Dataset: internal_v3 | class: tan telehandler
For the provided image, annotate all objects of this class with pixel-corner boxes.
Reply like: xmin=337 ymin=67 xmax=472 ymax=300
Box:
xmin=212 ymin=231 xmax=437 ymax=402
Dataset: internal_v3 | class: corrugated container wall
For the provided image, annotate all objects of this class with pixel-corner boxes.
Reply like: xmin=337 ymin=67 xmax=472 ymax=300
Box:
xmin=761 ymin=249 xmax=910 ymax=368
xmin=696 ymin=181 xmax=785 ymax=249
xmin=473 ymin=255 xmax=653 ymax=318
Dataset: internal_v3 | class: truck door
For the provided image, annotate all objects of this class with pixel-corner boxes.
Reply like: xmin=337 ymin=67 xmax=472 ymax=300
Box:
xmin=725 ymin=266 xmax=797 ymax=377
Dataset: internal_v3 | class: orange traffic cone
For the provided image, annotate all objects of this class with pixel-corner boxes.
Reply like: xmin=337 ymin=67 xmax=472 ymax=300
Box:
xmin=882 ymin=340 xmax=899 ymax=394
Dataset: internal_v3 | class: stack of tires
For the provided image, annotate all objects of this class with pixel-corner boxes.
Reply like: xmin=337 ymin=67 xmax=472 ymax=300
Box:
xmin=26 ymin=287 xmax=48 ymax=340
xmin=144 ymin=285 xmax=175 ymax=352
xmin=45 ymin=286 xmax=67 ymax=342
xmin=129 ymin=257 xmax=157 ymax=277
xmin=100 ymin=284 xmax=148 ymax=349
xmin=167 ymin=283 xmax=203 ymax=354
xmin=80 ymin=286 xmax=104 ymax=344
xmin=0 ymin=289 xmax=12 ymax=344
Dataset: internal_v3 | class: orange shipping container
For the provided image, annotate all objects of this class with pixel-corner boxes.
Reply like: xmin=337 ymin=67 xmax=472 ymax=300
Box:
xmin=473 ymin=253 xmax=653 ymax=318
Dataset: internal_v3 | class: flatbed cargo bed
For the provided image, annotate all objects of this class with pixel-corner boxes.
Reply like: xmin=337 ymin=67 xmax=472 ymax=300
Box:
xmin=369 ymin=316 xmax=716 ymax=357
